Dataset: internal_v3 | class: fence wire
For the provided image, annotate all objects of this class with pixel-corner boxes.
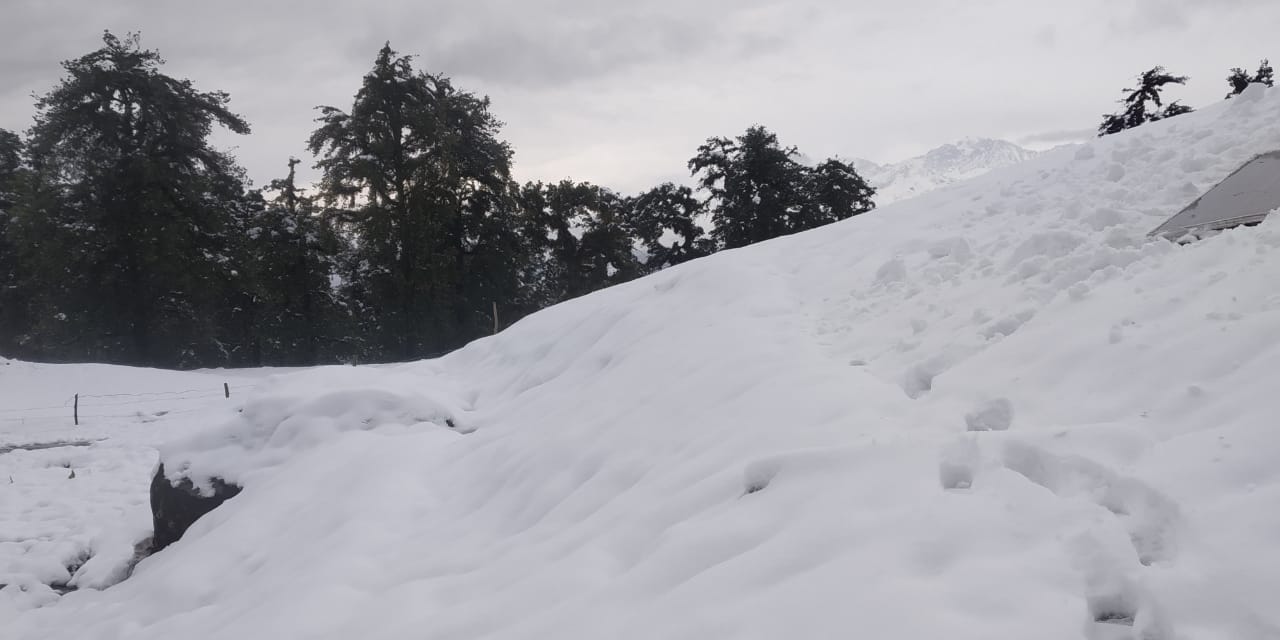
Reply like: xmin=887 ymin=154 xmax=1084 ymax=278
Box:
xmin=0 ymin=382 xmax=258 ymax=425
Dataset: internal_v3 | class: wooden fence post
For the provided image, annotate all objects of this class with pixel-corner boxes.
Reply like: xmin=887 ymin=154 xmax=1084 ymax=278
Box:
xmin=493 ymin=301 xmax=499 ymax=335
xmin=224 ymin=383 xmax=230 ymax=399
xmin=74 ymin=394 xmax=79 ymax=426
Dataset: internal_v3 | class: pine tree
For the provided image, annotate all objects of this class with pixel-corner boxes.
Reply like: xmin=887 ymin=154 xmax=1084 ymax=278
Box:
xmin=689 ymin=126 xmax=877 ymax=249
xmin=8 ymin=31 xmax=252 ymax=366
xmin=577 ymin=187 xmax=641 ymax=293
xmin=1226 ymin=67 xmax=1253 ymax=97
xmin=512 ymin=181 xmax=565 ymax=310
xmin=1226 ymin=59 xmax=1274 ymax=98
xmin=1258 ymin=59 xmax=1277 ymax=88
xmin=222 ymin=159 xmax=348 ymax=365
xmin=0 ymin=130 xmax=19 ymax=207
xmin=308 ymin=44 xmax=520 ymax=360
xmin=1099 ymin=66 xmax=1193 ymax=136
xmin=517 ymin=180 xmax=640 ymax=305
xmin=627 ymin=182 xmax=711 ymax=271
xmin=689 ymin=126 xmax=808 ymax=249
xmin=0 ymin=129 xmax=29 ymax=355
xmin=797 ymin=158 xmax=876 ymax=229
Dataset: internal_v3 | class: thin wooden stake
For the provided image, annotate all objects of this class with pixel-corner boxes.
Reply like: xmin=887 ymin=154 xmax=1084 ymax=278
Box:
xmin=224 ymin=382 xmax=230 ymax=399
xmin=492 ymin=301 xmax=499 ymax=335
xmin=73 ymin=394 xmax=79 ymax=426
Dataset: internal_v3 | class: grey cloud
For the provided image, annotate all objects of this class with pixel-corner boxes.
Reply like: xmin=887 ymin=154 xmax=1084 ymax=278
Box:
xmin=1109 ymin=0 xmax=1274 ymax=35
xmin=3 ymin=1 xmax=777 ymax=93
xmin=375 ymin=0 xmax=794 ymax=86
xmin=1033 ymin=25 xmax=1056 ymax=48
xmin=5 ymin=0 xmax=1280 ymax=194
xmin=415 ymin=16 xmax=713 ymax=86
xmin=1017 ymin=128 xmax=1095 ymax=147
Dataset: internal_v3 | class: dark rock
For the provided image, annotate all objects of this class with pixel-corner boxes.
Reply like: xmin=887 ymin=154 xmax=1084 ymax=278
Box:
xmin=150 ymin=463 xmax=241 ymax=552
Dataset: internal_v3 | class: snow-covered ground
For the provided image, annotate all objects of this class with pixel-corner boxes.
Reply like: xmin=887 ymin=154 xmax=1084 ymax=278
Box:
xmin=0 ymin=362 xmax=279 ymax=611
xmin=4 ymin=84 xmax=1280 ymax=639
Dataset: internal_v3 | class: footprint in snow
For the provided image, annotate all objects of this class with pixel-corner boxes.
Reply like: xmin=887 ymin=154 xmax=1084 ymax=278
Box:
xmin=1001 ymin=441 xmax=1179 ymax=566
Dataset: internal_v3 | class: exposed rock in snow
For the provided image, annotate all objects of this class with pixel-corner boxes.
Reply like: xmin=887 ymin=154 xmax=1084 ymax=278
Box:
xmin=149 ymin=463 xmax=241 ymax=552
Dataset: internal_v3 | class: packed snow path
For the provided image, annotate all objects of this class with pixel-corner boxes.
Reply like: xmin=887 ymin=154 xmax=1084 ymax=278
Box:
xmin=4 ymin=85 xmax=1280 ymax=639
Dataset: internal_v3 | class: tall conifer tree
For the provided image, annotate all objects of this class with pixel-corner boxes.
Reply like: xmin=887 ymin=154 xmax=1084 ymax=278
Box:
xmin=10 ymin=31 xmax=251 ymax=366
xmin=309 ymin=44 xmax=521 ymax=359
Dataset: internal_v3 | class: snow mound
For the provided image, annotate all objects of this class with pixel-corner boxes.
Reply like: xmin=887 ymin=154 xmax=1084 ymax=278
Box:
xmin=159 ymin=366 xmax=468 ymax=488
xmin=6 ymin=87 xmax=1280 ymax=638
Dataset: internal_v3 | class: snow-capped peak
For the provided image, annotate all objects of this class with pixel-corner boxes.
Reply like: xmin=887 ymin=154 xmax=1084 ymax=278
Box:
xmin=857 ymin=138 xmax=1038 ymax=205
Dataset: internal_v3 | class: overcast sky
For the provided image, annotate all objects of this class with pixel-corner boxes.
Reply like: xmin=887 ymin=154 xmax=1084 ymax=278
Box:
xmin=3 ymin=0 xmax=1279 ymax=192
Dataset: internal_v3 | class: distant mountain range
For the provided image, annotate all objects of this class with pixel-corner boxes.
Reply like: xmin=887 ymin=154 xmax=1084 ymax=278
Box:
xmin=852 ymin=138 xmax=1039 ymax=205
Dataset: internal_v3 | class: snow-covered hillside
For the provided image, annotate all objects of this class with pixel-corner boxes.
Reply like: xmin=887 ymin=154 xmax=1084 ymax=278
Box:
xmin=855 ymin=137 xmax=1039 ymax=204
xmin=4 ymin=84 xmax=1280 ymax=639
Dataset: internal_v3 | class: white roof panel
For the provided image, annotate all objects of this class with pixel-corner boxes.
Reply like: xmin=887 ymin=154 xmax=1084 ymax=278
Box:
xmin=1150 ymin=150 xmax=1280 ymax=237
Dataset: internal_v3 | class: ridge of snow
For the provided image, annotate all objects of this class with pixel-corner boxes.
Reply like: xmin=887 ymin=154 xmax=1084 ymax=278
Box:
xmin=4 ymin=85 xmax=1280 ymax=638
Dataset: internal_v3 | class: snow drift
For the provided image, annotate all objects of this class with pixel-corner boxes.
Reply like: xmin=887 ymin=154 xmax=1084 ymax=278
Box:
xmin=4 ymin=83 xmax=1280 ymax=639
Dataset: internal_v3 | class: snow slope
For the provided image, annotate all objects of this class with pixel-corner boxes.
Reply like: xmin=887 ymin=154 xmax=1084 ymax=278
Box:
xmin=855 ymin=137 xmax=1039 ymax=205
xmin=4 ymin=84 xmax=1280 ymax=639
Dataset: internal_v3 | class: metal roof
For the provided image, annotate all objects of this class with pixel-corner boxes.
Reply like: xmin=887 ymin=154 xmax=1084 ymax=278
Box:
xmin=1150 ymin=150 xmax=1280 ymax=238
